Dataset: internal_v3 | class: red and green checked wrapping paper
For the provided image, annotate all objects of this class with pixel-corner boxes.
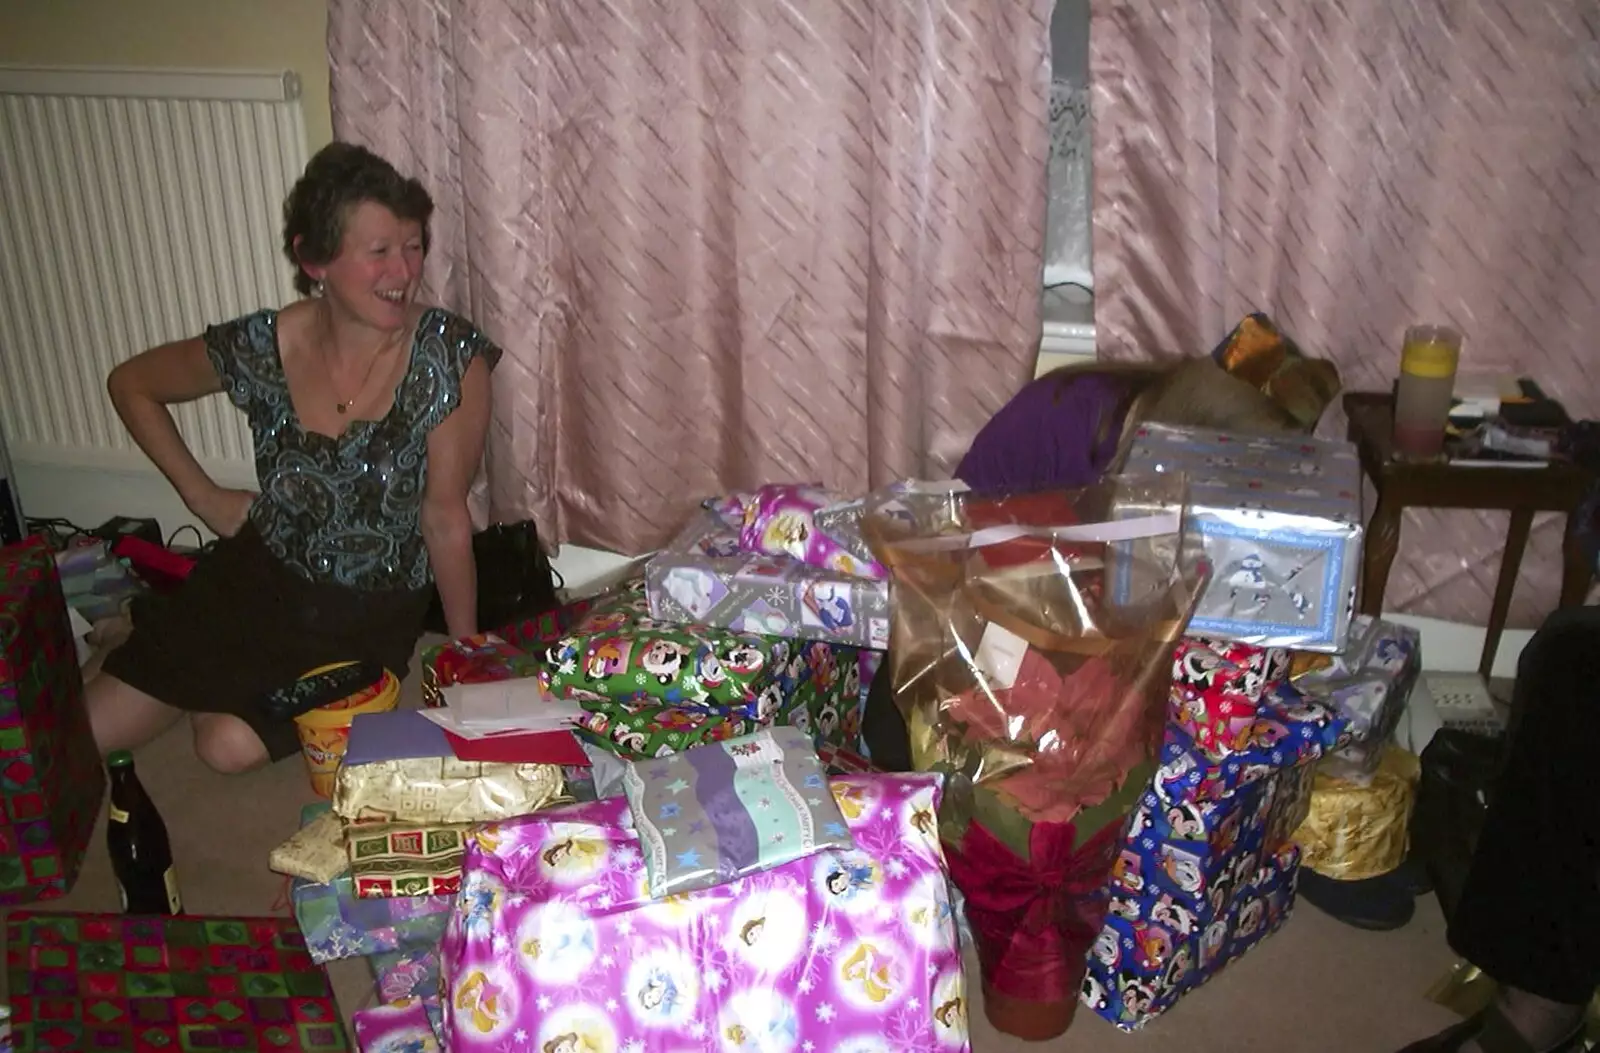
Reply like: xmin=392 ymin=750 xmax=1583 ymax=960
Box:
xmin=0 ymin=537 xmax=104 ymax=906
xmin=5 ymin=913 xmax=349 ymax=1052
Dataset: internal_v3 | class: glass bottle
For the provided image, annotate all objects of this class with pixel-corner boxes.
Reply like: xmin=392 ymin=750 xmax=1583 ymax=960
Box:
xmin=106 ymin=750 xmax=183 ymax=915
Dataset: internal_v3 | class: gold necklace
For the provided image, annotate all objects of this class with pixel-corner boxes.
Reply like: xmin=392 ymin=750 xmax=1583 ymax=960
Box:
xmin=323 ymin=341 xmax=388 ymax=414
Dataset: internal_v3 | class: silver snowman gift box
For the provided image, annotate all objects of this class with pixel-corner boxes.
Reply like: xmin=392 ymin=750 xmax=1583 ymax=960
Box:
xmin=1112 ymin=423 xmax=1365 ymax=652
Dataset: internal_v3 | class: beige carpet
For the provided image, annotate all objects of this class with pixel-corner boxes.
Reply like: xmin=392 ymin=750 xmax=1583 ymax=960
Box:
xmin=15 ymin=644 xmax=1466 ymax=1052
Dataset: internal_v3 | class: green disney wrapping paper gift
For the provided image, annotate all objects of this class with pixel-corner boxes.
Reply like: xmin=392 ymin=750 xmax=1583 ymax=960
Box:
xmin=538 ymin=582 xmax=866 ymax=759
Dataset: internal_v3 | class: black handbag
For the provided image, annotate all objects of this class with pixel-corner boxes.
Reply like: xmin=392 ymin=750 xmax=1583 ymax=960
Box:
xmin=1411 ymin=728 xmax=1507 ymax=924
xmin=862 ymin=653 xmax=913 ymax=772
xmin=423 ymin=520 xmax=563 ymax=636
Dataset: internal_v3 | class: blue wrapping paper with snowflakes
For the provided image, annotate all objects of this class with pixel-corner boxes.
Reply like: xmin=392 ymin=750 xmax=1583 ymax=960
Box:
xmin=1108 ymin=745 xmax=1310 ymax=924
xmin=441 ymin=773 xmax=970 ymax=1053
xmin=1152 ymin=682 xmax=1348 ymax=808
xmin=1082 ymin=841 xmax=1300 ymax=1029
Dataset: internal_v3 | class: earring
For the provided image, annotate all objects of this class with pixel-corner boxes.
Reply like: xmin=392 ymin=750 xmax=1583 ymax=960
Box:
xmin=312 ymin=279 xmax=325 ymax=298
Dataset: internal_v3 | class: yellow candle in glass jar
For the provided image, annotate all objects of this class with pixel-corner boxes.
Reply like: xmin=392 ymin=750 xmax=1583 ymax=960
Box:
xmin=1401 ymin=332 xmax=1461 ymax=380
xmin=1393 ymin=325 xmax=1462 ymax=460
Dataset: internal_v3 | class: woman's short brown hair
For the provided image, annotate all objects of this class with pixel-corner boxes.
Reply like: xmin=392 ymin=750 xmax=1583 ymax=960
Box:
xmin=281 ymin=142 xmax=433 ymax=296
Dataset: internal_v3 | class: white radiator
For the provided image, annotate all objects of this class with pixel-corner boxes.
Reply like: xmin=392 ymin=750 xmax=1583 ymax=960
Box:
xmin=0 ymin=66 xmax=308 ymax=483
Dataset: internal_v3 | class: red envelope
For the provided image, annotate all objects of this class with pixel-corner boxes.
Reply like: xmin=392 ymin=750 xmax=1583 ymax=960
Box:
xmin=444 ymin=728 xmax=590 ymax=766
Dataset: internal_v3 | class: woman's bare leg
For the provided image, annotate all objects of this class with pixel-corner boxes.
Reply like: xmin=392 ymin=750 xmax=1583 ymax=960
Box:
xmin=86 ymin=671 xmax=269 ymax=774
xmin=85 ymin=672 xmax=185 ymax=756
xmin=191 ymin=713 xmax=270 ymax=775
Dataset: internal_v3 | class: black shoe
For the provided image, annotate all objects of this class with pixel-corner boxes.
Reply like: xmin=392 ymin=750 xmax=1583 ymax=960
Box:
xmin=1395 ymin=854 xmax=1434 ymax=897
xmin=1413 ymin=729 xmax=1508 ymax=921
xmin=1298 ymin=867 xmax=1415 ymax=931
xmin=1395 ymin=1004 xmax=1587 ymax=1052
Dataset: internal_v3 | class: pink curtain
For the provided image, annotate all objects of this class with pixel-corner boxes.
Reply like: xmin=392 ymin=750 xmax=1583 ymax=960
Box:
xmin=327 ymin=0 xmax=1051 ymax=555
xmin=1090 ymin=0 xmax=1600 ymax=627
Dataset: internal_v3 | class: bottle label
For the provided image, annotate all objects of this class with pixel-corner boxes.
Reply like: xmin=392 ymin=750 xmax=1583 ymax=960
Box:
xmin=109 ymin=805 xmax=129 ymax=823
xmin=165 ymin=868 xmax=183 ymax=915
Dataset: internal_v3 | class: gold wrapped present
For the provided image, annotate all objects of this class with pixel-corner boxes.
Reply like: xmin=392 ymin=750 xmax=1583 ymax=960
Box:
xmin=1288 ymin=650 xmax=1333 ymax=681
xmin=1293 ymin=745 xmax=1420 ymax=881
xmin=268 ymin=808 xmax=349 ymax=884
xmin=331 ymin=756 xmax=566 ymax=825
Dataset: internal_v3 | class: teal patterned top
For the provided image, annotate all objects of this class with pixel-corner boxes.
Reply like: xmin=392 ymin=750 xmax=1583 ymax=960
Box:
xmin=205 ymin=307 xmax=500 ymax=592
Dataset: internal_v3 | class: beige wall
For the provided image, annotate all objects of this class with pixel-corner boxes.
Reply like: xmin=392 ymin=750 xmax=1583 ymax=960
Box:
xmin=0 ymin=0 xmax=332 ymax=150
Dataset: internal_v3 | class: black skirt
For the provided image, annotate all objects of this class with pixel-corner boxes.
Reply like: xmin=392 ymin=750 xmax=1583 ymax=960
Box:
xmin=1446 ymin=606 xmax=1600 ymax=1005
xmin=102 ymin=522 xmax=430 ymax=762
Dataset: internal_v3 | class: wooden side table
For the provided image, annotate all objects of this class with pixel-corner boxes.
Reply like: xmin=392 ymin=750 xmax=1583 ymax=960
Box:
xmin=1343 ymin=392 xmax=1594 ymax=679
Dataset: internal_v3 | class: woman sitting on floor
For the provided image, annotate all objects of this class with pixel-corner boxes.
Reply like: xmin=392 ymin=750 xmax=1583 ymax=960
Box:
xmin=87 ymin=142 xmax=499 ymax=774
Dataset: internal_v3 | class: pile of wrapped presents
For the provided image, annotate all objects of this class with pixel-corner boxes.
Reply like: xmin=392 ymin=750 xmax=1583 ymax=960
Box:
xmin=0 ymin=422 xmax=1434 ymax=1050
xmin=1079 ymin=425 xmax=1423 ymax=1030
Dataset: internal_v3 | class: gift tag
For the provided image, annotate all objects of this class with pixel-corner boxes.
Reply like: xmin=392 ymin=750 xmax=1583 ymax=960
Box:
xmin=974 ymin=622 xmax=1029 ymax=689
xmin=728 ymin=732 xmax=787 ymax=768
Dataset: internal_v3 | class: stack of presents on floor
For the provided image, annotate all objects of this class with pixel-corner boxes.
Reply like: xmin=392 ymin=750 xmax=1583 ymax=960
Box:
xmin=0 ymin=421 xmax=1433 ymax=1051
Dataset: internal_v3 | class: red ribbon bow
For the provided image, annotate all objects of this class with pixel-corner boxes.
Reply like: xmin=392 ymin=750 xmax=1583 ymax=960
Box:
xmin=946 ymin=818 xmax=1125 ymax=1002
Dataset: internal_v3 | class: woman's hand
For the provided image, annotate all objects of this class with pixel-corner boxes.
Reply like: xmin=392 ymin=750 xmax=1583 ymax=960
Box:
xmin=188 ymin=485 xmax=256 ymax=539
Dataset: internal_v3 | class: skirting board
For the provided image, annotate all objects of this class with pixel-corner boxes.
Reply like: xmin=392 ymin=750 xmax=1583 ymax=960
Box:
xmin=13 ymin=457 xmax=1536 ymax=677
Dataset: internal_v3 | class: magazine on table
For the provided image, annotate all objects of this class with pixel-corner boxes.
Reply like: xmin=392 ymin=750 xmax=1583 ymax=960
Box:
xmin=1444 ymin=421 xmax=1563 ymax=469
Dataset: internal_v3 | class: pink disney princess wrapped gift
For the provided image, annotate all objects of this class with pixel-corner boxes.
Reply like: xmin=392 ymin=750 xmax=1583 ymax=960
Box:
xmin=441 ymin=773 xmax=970 ymax=1053
xmin=736 ymin=484 xmax=888 ymax=581
xmin=353 ymin=996 xmax=441 ymax=1053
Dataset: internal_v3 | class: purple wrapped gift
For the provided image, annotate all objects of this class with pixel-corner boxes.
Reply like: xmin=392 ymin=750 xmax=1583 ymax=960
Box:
xmin=646 ymin=508 xmax=891 ymax=650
